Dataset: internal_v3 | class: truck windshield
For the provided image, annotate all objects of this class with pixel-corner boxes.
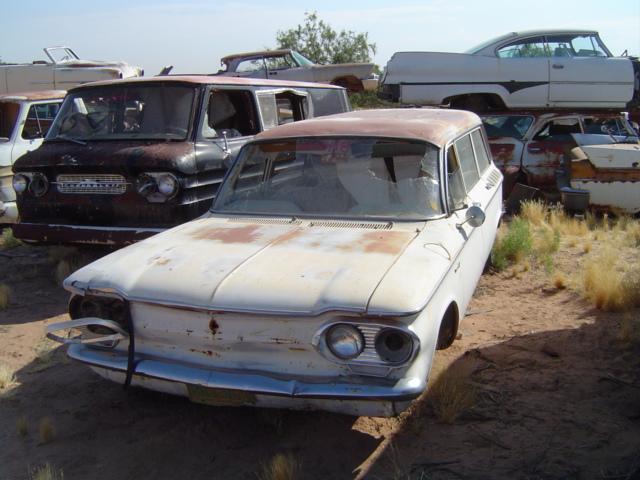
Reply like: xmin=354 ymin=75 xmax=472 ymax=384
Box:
xmin=47 ymin=84 xmax=195 ymax=141
xmin=213 ymin=137 xmax=443 ymax=220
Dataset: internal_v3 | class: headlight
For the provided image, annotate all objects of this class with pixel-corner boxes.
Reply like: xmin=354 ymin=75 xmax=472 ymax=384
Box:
xmin=326 ymin=324 xmax=364 ymax=360
xmin=375 ymin=329 xmax=413 ymax=364
xmin=136 ymin=173 xmax=157 ymax=196
xmin=157 ymin=173 xmax=178 ymax=198
xmin=69 ymin=295 xmax=128 ymax=338
xmin=13 ymin=174 xmax=29 ymax=193
xmin=28 ymin=172 xmax=49 ymax=197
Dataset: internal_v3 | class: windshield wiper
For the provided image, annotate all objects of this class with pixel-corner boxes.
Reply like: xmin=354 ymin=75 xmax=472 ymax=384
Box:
xmin=53 ymin=134 xmax=87 ymax=146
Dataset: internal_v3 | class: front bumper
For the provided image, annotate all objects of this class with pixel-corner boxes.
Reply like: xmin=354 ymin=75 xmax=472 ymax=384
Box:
xmin=0 ymin=200 xmax=18 ymax=224
xmin=66 ymin=344 xmax=424 ymax=417
xmin=11 ymin=222 xmax=164 ymax=246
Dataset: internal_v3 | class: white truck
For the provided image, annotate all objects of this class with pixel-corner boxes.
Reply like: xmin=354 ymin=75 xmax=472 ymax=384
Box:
xmin=380 ymin=30 xmax=640 ymax=112
xmin=0 ymin=47 xmax=143 ymax=95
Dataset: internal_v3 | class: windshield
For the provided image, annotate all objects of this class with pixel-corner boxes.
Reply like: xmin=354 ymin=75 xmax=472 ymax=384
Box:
xmin=45 ymin=47 xmax=80 ymax=63
xmin=291 ymin=51 xmax=316 ymax=66
xmin=482 ymin=115 xmax=534 ymax=139
xmin=213 ymin=137 xmax=443 ymax=220
xmin=47 ymin=84 xmax=195 ymax=142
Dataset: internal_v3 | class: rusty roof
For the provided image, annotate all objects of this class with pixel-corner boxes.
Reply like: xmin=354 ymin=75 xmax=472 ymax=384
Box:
xmin=255 ymin=109 xmax=481 ymax=148
xmin=0 ymin=90 xmax=66 ymax=102
xmin=221 ymin=49 xmax=293 ymax=63
xmin=68 ymin=75 xmax=342 ymax=91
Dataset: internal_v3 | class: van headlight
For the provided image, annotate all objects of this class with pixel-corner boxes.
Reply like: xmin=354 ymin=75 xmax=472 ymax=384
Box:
xmin=13 ymin=174 xmax=29 ymax=194
xmin=136 ymin=172 xmax=179 ymax=202
xmin=28 ymin=172 xmax=49 ymax=197
xmin=326 ymin=324 xmax=364 ymax=360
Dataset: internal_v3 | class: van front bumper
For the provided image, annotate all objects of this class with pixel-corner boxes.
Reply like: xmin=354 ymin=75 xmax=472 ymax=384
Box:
xmin=11 ymin=222 xmax=164 ymax=245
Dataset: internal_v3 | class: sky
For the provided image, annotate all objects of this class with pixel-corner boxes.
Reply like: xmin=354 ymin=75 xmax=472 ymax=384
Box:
xmin=1 ymin=0 xmax=639 ymax=74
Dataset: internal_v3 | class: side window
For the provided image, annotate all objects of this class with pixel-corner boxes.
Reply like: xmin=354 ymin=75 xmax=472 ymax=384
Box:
xmin=306 ymin=89 xmax=350 ymax=117
xmin=446 ymin=146 xmax=466 ymax=211
xmin=201 ymin=90 xmax=259 ymax=139
xmin=236 ymin=59 xmax=264 ymax=73
xmin=455 ymin=134 xmax=480 ymax=190
xmin=533 ymin=118 xmax=581 ymax=140
xmin=22 ymin=103 xmax=60 ymax=139
xmin=265 ymin=55 xmax=294 ymax=71
xmin=275 ymin=93 xmax=307 ymax=125
xmin=497 ymin=37 xmax=548 ymax=58
xmin=471 ymin=129 xmax=491 ymax=173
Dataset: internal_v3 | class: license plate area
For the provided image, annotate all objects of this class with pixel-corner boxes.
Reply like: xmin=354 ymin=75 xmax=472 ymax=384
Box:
xmin=187 ymin=384 xmax=257 ymax=406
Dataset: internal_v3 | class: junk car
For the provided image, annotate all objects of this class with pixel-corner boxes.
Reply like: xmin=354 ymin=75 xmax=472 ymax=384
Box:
xmin=46 ymin=109 xmax=503 ymax=417
xmin=217 ymin=49 xmax=377 ymax=92
xmin=482 ymin=110 xmax=638 ymax=198
xmin=0 ymin=91 xmax=64 ymax=224
xmin=12 ymin=76 xmax=350 ymax=245
xmin=380 ymin=30 xmax=640 ymax=112
xmin=0 ymin=47 xmax=143 ymax=95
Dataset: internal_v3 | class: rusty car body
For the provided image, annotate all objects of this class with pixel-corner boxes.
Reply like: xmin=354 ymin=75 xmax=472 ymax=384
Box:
xmin=0 ymin=91 xmax=64 ymax=224
xmin=11 ymin=76 xmax=350 ymax=245
xmin=0 ymin=47 xmax=143 ymax=95
xmin=45 ymin=109 xmax=503 ymax=416
xmin=482 ymin=110 xmax=638 ymax=198
xmin=557 ymin=141 xmax=640 ymax=214
xmin=217 ymin=49 xmax=377 ymax=92
xmin=379 ymin=30 xmax=640 ymax=112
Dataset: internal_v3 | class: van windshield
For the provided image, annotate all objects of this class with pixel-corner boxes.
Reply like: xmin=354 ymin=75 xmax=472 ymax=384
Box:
xmin=47 ymin=84 xmax=195 ymax=141
xmin=213 ymin=137 xmax=443 ymax=220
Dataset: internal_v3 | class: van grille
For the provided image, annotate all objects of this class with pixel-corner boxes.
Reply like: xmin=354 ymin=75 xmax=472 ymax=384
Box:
xmin=56 ymin=174 xmax=128 ymax=195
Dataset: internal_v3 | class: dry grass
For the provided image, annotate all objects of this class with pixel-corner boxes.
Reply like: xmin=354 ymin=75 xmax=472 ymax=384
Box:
xmin=0 ymin=363 xmax=16 ymax=390
xmin=0 ymin=283 xmax=10 ymax=310
xmin=620 ymin=314 xmax=640 ymax=347
xmin=52 ymin=248 xmax=91 ymax=284
xmin=29 ymin=463 xmax=64 ymax=480
xmin=582 ymin=241 xmax=592 ymax=254
xmin=17 ymin=416 xmax=28 ymax=437
xmin=520 ymin=199 xmax=547 ymax=226
xmin=0 ymin=228 xmax=22 ymax=249
xmin=552 ymin=272 xmax=567 ymax=290
xmin=427 ymin=364 xmax=476 ymax=424
xmin=38 ymin=417 xmax=55 ymax=444
xmin=259 ymin=453 xmax=300 ymax=480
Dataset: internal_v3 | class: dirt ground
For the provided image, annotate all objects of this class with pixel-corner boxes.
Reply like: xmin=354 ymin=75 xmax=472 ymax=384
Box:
xmin=0 ymin=238 xmax=639 ymax=480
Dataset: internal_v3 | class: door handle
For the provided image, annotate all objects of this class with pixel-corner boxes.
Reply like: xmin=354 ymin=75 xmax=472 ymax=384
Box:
xmin=552 ymin=64 xmax=564 ymax=69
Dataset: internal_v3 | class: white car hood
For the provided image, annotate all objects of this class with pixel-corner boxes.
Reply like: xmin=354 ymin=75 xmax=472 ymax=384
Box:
xmin=65 ymin=216 xmax=441 ymax=316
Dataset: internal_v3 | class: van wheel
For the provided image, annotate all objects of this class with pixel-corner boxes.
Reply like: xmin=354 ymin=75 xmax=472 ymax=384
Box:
xmin=436 ymin=304 xmax=459 ymax=350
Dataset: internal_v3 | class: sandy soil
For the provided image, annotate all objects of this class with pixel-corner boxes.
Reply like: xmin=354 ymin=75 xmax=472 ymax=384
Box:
xmin=0 ymin=240 xmax=639 ymax=480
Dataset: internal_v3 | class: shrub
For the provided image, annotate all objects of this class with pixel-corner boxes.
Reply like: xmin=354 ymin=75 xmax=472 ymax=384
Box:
xmin=491 ymin=218 xmax=532 ymax=270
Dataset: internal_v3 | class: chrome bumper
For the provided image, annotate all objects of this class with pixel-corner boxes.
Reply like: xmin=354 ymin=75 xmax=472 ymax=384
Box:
xmin=66 ymin=344 xmax=424 ymax=416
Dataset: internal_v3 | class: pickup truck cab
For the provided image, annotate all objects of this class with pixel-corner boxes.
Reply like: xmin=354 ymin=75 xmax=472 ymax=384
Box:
xmin=0 ymin=91 xmax=64 ymax=224
xmin=12 ymin=76 xmax=350 ymax=245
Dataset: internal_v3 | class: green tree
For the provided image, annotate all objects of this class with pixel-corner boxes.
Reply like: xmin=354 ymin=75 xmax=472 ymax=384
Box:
xmin=276 ymin=12 xmax=376 ymax=65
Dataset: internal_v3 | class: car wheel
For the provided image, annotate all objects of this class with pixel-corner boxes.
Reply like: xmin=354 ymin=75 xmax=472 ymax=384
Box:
xmin=436 ymin=304 xmax=459 ymax=350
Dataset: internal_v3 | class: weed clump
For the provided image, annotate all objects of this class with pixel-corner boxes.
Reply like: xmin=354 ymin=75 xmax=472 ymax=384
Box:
xmin=0 ymin=363 xmax=15 ymax=390
xmin=491 ymin=218 xmax=532 ymax=270
xmin=0 ymin=283 xmax=10 ymax=310
xmin=0 ymin=228 xmax=21 ymax=249
xmin=17 ymin=416 xmax=28 ymax=437
xmin=38 ymin=417 xmax=55 ymax=444
xmin=29 ymin=463 xmax=64 ymax=480
xmin=259 ymin=452 xmax=300 ymax=480
xmin=581 ymin=248 xmax=640 ymax=311
xmin=427 ymin=365 xmax=476 ymax=424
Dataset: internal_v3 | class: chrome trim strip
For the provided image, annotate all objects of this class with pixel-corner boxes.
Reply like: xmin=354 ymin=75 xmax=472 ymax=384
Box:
xmin=67 ymin=343 xmax=424 ymax=401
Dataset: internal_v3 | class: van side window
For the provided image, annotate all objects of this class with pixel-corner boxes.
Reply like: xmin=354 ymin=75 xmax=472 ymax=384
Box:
xmin=455 ymin=134 xmax=480 ymax=190
xmin=471 ymin=129 xmax=491 ymax=173
xmin=202 ymin=90 xmax=259 ymax=139
xmin=22 ymin=103 xmax=60 ymax=139
xmin=446 ymin=146 xmax=466 ymax=211
xmin=275 ymin=93 xmax=307 ymax=125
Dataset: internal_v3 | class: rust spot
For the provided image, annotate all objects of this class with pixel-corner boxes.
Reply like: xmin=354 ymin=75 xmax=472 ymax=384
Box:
xmin=571 ymin=160 xmax=640 ymax=182
xmin=270 ymin=337 xmax=298 ymax=345
xmin=191 ymin=225 xmax=262 ymax=243
xmin=209 ymin=318 xmax=219 ymax=335
xmin=361 ymin=231 xmax=414 ymax=255
xmin=189 ymin=348 xmax=221 ymax=358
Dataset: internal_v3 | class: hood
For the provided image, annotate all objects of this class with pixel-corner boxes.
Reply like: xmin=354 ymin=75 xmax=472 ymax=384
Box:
xmin=65 ymin=216 xmax=430 ymax=316
xmin=13 ymin=140 xmax=196 ymax=174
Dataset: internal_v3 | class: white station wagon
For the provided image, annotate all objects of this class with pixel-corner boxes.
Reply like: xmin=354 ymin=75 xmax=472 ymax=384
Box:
xmin=380 ymin=30 xmax=640 ymax=112
xmin=47 ymin=109 xmax=503 ymax=417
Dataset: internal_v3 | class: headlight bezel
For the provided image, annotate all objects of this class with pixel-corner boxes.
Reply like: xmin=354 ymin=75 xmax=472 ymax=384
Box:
xmin=135 ymin=171 xmax=180 ymax=202
xmin=28 ymin=172 xmax=49 ymax=197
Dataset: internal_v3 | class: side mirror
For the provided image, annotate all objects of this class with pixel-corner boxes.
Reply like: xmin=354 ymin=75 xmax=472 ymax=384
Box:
xmin=457 ymin=205 xmax=486 ymax=229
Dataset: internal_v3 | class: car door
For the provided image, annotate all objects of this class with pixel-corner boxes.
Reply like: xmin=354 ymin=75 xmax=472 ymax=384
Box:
xmin=546 ymin=34 xmax=635 ymax=107
xmin=494 ymin=36 xmax=550 ymax=108
xmin=521 ymin=115 xmax=581 ymax=189
xmin=445 ymin=132 xmax=490 ymax=308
